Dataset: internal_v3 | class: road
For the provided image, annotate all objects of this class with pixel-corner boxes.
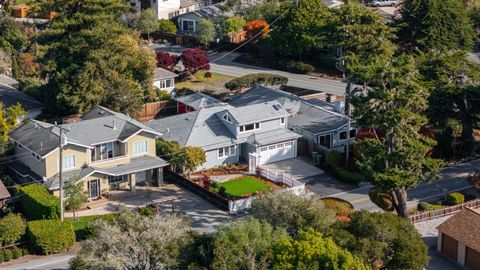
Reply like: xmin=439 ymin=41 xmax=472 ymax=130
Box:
xmin=1 ymin=255 xmax=73 ymax=270
xmin=209 ymin=51 xmax=349 ymax=96
xmin=332 ymin=159 xmax=480 ymax=211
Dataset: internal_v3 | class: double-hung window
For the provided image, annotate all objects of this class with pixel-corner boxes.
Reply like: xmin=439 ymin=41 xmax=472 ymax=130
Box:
xmin=218 ymin=146 xmax=236 ymax=158
xmin=63 ymin=155 xmax=75 ymax=170
xmin=133 ymin=141 xmax=148 ymax=155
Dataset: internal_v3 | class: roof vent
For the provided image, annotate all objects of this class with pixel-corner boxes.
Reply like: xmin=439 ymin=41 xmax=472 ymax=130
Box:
xmin=40 ymin=141 xmax=43 ymax=150
xmin=166 ymin=128 xmax=170 ymax=133
xmin=273 ymin=104 xmax=282 ymax=110
xmin=112 ymin=119 xmax=117 ymax=130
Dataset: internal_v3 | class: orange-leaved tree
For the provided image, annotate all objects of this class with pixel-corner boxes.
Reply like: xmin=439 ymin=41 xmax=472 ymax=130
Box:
xmin=243 ymin=19 xmax=270 ymax=42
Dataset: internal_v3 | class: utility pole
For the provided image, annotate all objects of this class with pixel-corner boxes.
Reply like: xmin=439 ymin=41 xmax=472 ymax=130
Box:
xmin=56 ymin=122 xmax=67 ymax=221
xmin=345 ymin=81 xmax=351 ymax=168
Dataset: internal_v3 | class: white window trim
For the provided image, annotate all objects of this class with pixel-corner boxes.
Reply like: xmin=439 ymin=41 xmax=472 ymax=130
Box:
xmin=133 ymin=140 xmax=148 ymax=155
xmin=62 ymin=155 xmax=76 ymax=171
xmin=280 ymin=117 xmax=285 ymax=125
xmin=238 ymin=122 xmax=261 ymax=133
xmin=223 ymin=113 xmax=232 ymax=123
xmin=218 ymin=146 xmax=236 ymax=159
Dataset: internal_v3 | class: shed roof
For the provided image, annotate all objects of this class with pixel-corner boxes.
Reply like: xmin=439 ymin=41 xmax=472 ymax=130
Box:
xmin=436 ymin=208 xmax=480 ymax=252
xmin=154 ymin=68 xmax=177 ymax=80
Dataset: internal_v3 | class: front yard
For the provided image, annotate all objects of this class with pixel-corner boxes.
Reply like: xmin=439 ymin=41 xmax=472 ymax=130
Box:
xmin=175 ymin=70 xmax=234 ymax=94
xmin=211 ymin=176 xmax=272 ymax=197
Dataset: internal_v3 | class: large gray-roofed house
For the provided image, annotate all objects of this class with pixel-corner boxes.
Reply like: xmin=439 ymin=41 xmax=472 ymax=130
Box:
xmin=229 ymin=85 xmax=356 ymax=153
xmin=8 ymin=106 xmax=168 ymax=198
xmin=148 ymin=100 xmax=301 ymax=170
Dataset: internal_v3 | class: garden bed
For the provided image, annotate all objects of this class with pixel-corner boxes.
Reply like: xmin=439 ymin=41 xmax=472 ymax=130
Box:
xmin=210 ymin=176 xmax=275 ymax=198
xmin=192 ymin=164 xmax=248 ymax=177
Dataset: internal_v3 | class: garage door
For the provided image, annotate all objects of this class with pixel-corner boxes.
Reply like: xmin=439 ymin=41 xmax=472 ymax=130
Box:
xmin=259 ymin=141 xmax=295 ymax=165
xmin=466 ymin=247 xmax=480 ymax=270
xmin=442 ymin=234 xmax=458 ymax=261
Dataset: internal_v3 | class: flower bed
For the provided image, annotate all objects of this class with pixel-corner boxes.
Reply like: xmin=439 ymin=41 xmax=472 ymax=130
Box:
xmin=193 ymin=164 xmax=248 ymax=177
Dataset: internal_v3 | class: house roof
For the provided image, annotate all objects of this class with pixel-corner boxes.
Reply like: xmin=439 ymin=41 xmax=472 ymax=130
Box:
xmin=9 ymin=106 xmax=162 ymax=157
xmin=247 ymin=129 xmax=302 ymax=146
xmin=229 ymin=85 xmax=349 ymax=134
xmin=148 ymin=104 xmax=239 ymax=150
xmin=0 ymin=180 xmax=11 ymax=200
xmin=0 ymin=83 xmax=43 ymax=112
xmin=0 ymin=74 xmax=18 ymax=86
xmin=180 ymin=0 xmax=198 ymax=8
xmin=154 ymin=68 xmax=177 ymax=80
xmin=178 ymin=5 xmax=222 ymax=20
xmin=436 ymin=208 xmax=480 ymax=252
xmin=174 ymin=93 xmax=222 ymax=110
xmin=225 ymin=101 xmax=290 ymax=124
xmin=45 ymin=156 xmax=169 ymax=190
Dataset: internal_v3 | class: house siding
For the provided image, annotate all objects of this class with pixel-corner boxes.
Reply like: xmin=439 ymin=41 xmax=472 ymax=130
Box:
xmin=44 ymin=144 xmax=89 ymax=179
xmin=237 ymin=118 xmax=285 ymax=139
xmin=201 ymin=145 xmax=240 ymax=170
xmin=15 ymin=145 xmax=46 ymax=178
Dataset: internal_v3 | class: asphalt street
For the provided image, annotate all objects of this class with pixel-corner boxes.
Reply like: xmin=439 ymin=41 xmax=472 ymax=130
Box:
xmin=1 ymin=255 xmax=73 ymax=270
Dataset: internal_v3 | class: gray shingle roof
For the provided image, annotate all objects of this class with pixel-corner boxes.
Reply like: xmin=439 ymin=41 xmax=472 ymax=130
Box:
xmin=247 ymin=129 xmax=302 ymax=146
xmin=289 ymin=102 xmax=348 ymax=134
xmin=0 ymin=83 xmax=43 ymax=112
xmin=45 ymin=156 xmax=168 ymax=190
xmin=225 ymin=101 xmax=290 ymax=124
xmin=174 ymin=93 xmax=222 ymax=110
xmin=154 ymin=68 xmax=177 ymax=80
xmin=9 ymin=106 xmax=162 ymax=157
xmin=229 ymin=85 xmax=301 ymax=114
xmin=183 ymin=5 xmax=222 ymax=19
xmin=180 ymin=0 xmax=198 ymax=8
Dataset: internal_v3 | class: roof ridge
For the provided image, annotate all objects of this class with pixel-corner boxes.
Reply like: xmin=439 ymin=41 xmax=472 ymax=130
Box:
xmin=183 ymin=110 xmax=203 ymax=146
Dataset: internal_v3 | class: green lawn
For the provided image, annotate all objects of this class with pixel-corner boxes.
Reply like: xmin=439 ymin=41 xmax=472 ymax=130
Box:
xmin=66 ymin=213 xmax=117 ymax=240
xmin=211 ymin=176 xmax=271 ymax=197
xmin=175 ymin=70 xmax=234 ymax=93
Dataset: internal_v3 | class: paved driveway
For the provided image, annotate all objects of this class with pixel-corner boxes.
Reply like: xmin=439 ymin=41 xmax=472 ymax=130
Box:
xmin=262 ymin=158 xmax=359 ymax=197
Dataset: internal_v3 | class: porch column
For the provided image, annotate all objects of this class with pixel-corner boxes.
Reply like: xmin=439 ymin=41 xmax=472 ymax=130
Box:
xmin=129 ymin=174 xmax=136 ymax=192
xmin=157 ymin=167 xmax=164 ymax=187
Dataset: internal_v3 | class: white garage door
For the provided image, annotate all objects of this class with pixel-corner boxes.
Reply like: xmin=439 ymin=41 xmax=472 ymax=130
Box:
xmin=259 ymin=141 xmax=295 ymax=165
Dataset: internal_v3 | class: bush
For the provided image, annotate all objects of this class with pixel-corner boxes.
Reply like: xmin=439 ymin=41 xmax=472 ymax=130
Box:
xmin=3 ymin=249 xmax=12 ymax=262
xmin=324 ymin=151 xmax=342 ymax=168
xmin=224 ymin=73 xmax=288 ymax=91
xmin=335 ymin=167 xmax=363 ymax=184
xmin=417 ymin=202 xmax=443 ymax=212
xmin=322 ymin=198 xmax=354 ymax=217
xmin=0 ymin=213 xmax=26 ymax=246
xmin=368 ymin=187 xmax=394 ymax=212
xmin=218 ymin=186 xmax=227 ymax=197
xmin=11 ymin=246 xmax=22 ymax=259
xmin=204 ymin=71 xmax=212 ymax=78
xmin=27 ymin=220 xmax=75 ymax=255
xmin=19 ymin=184 xmax=60 ymax=220
xmin=67 ymin=214 xmax=117 ymax=241
xmin=284 ymin=60 xmax=315 ymax=74
xmin=446 ymin=192 xmax=464 ymax=206
xmin=0 ymin=251 xmax=3 ymax=263
xmin=138 ymin=206 xmax=155 ymax=218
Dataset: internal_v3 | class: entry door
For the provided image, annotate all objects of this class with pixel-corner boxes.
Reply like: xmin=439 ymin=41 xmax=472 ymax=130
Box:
xmin=88 ymin=179 xmax=100 ymax=198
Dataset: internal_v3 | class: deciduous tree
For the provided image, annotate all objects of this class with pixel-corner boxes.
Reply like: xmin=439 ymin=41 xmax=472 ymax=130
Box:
xmin=180 ymin=47 xmax=210 ymax=75
xmin=243 ymin=19 xmax=270 ymax=42
xmin=224 ymin=16 xmax=246 ymax=34
xmin=182 ymin=146 xmax=206 ymax=174
xmin=64 ymin=178 xmax=88 ymax=220
xmin=158 ymin=19 xmax=177 ymax=33
xmin=155 ymin=50 xmax=178 ymax=71
xmin=196 ymin=18 xmax=216 ymax=46
xmin=137 ymin=9 xmax=158 ymax=41
xmin=0 ymin=102 xmax=25 ymax=143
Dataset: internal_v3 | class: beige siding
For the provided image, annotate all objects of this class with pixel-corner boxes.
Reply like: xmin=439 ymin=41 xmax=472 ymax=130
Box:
xmin=14 ymin=145 xmax=46 ymax=177
xmin=126 ymin=133 xmax=156 ymax=157
xmin=44 ymin=144 xmax=89 ymax=178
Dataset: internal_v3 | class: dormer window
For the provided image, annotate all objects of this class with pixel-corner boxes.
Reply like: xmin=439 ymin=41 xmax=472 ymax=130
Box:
xmin=222 ymin=113 xmax=232 ymax=123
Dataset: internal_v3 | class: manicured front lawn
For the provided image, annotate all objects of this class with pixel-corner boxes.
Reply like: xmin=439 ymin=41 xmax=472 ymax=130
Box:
xmin=66 ymin=213 xmax=117 ymax=240
xmin=175 ymin=70 xmax=234 ymax=93
xmin=211 ymin=176 xmax=271 ymax=197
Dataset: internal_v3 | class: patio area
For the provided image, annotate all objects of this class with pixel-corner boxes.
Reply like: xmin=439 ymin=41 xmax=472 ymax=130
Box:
xmin=65 ymin=184 xmax=234 ymax=233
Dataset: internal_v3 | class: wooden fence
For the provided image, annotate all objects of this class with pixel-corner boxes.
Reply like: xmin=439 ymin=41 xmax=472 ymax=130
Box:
xmin=135 ymin=101 xmax=167 ymax=122
xmin=409 ymin=199 xmax=480 ymax=223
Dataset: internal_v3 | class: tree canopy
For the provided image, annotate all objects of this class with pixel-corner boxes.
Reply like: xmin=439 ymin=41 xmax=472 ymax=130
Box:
xmin=0 ymin=16 xmax=28 ymax=54
xmin=38 ymin=0 xmax=156 ymax=115
xmin=158 ymin=19 xmax=177 ymax=33
xmin=136 ymin=9 xmax=159 ymax=41
xmin=196 ymin=18 xmax=216 ymax=46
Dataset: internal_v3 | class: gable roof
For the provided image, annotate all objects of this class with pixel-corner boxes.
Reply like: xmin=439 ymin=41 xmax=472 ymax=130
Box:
xmin=154 ymin=68 xmax=177 ymax=80
xmin=174 ymin=93 xmax=222 ymax=110
xmin=0 ymin=83 xmax=43 ymax=112
xmin=229 ymin=85 xmax=302 ymax=113
xmin=148 ymin=104 xmax=238 ymax=150
xmin=9 ymin=106 xmax=162 ymax=157
xmin=436 ymin=208 xmax=480 ymax=252
xmin=224 ymin=101 xmax=290 ymax=124
xmin=289 ymin=102 xmax=348 ymax=134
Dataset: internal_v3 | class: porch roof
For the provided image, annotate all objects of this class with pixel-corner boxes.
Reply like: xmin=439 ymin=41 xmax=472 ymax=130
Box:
xmin=45 ymin=156 xmax=169 ymax=190
xmin=247 ymin=129 xmax=301 ymax=146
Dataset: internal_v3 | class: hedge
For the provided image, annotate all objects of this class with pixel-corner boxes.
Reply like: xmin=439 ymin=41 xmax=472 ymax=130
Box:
xmin=27 ymin=220 xmax=75 ymax=255
xmin=19 ymin=183 xmax=60 ymax=220
xmin=0 ymin=213 xmax=26 ymax=246
xmin=335 ymin=167 xmax=363 ymax=184
xmin=224 ymin=73 xmax=288 ymax=91
xmin=446 ymin=192 xmax=464 ymax=206
xmin=417 ymin=202 xmax=443 ymax=212
xmin=284 ymin=60 xmax=315 ymax=74
xmin=324 ymin=151 xmax=342 ymax=168
xmin=368 ymin=187 xmax=394 ymax=212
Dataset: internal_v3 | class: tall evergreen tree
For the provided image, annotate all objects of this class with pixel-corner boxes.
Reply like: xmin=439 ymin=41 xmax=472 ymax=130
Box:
xmin=39 ymin=0 xmax=156 ymax=115
xmin=351 ymin=55 xmax=444 ymax=217
xmin=396 ymin=0 xmax=475 ymax=52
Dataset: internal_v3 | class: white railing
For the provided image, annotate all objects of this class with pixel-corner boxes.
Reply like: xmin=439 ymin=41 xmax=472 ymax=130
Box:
xmin=256 ymin=167 xmax=305 ymax=190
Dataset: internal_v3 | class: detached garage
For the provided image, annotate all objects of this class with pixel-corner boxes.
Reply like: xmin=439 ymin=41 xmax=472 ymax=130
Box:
xmin=437 ymin=207 xmax=480 ymax=270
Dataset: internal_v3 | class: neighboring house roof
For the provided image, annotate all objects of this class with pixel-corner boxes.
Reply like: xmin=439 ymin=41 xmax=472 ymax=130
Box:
xmin=436 ymin=208 xmax=480 ymax=252
xmin=174 ymin=93 xmax=222 ymax=110
xmin=177 ymin=5 xmax=222 ymax=20
xmin=0 ymin=180 xmax=11 ymax=200
xmin=6 ymin=158 xmax=43 ymax=182
xmin=229 ymin=85 xmax=349 ymax=134
xmin=0 ymin=83 xmax=43 ymax=112
xmin=148 ymin=104 xmax=239 ymax=150
xmin=0 ymin=74 xmax=18 ymax=86
xmin=45 ymin=156 xmax=169 ymax=190
xmin=9 ymin=106 xmax=162 ymax=158
xmin=154 ymin=68 xmax=177 ymax=81
xmin=180 ymin=0 xmax=198 ymax=8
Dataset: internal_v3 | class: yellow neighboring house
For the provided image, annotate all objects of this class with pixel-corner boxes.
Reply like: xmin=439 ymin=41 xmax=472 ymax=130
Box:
xmin=7 ymin=106 xmax=168 ymax=199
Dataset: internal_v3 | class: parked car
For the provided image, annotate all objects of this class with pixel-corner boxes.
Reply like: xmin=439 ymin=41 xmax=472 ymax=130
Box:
xmin=371 ymin=0 xmax=397 ymax=6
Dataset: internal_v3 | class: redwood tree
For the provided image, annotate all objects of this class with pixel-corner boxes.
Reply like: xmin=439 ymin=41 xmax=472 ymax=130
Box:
xmin=156 ymin=50 xmax=177 ymax=71
xmin=180 ymin=47 xmax=210 ymax=75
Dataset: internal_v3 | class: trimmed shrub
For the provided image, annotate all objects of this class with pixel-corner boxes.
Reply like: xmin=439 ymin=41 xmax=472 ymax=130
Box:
xmin=11 ymin=246 xmax=22 ymax=259
xmin=27 ymin=220 xmax=75 ymax=255
xmin=19 ymin=184 xmax=60 ymax=220
xmin=368 ymin=187 xmax=394 ymax=212
xmin=3 ymin=249 xmax=12 ymax=262
xmin=0 ymin=213 xmax=26 ymax=246
xmin=335 ymin=167 xmax=363 ymax=184
xmin=324 ymin=151 xmax=342 ymax=168
xmin=417 ymin=202 xmax=443 ymax=212
xmin=225 ymin=73 xmax=288 ymax=91
xmin=138 ymin=206 xmax=155 ymax=218
xmin=446 ymin=192 xmax=464 ymax=206
xmin=284 ymin=60 xmax=315 ymax=74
